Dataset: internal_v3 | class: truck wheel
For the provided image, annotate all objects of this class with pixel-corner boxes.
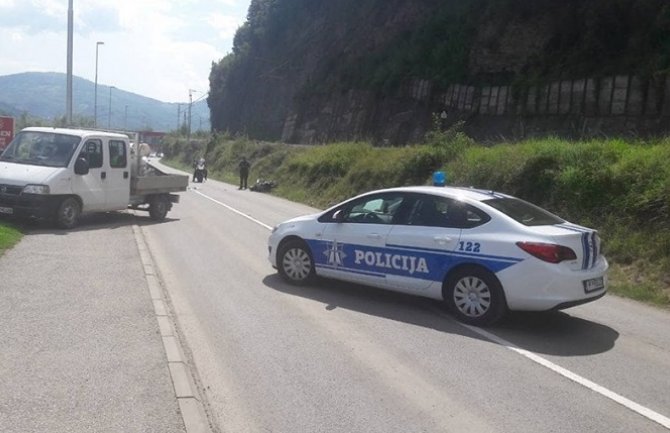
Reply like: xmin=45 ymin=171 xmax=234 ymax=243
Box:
xmin=55 ymin=197 xmax=81 ymax=229
xmin=149 ymin=195 xmax=169 ymax=220
xmin=443 ymin=266 xmax=507 ymax=326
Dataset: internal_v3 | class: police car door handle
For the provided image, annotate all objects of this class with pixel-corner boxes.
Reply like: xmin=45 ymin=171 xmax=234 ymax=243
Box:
xmin=367 ymin=233 xmax=383 ymax=239
xmin=433 ymin=235 xmax=453 ymax=244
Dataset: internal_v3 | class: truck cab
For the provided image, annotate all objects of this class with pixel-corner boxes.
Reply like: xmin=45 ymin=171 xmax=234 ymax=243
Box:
xmin=73 ymin=130 xmax=132 ymax=211
xmin=0 ymin=127 xmax=186 ymax=228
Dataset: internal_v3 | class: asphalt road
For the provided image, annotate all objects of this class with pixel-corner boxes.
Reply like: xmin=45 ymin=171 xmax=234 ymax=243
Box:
xmin=141 ymin=166 xmax=670 ymax=433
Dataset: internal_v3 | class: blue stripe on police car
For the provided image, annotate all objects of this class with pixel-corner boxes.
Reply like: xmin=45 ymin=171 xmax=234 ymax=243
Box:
xmin=307 ymin=239 xmax=522 ymax=282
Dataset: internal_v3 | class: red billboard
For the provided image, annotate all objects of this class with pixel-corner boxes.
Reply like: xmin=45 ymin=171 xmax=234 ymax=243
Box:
xmin=0 ymin=116 xmax=14 ymax=151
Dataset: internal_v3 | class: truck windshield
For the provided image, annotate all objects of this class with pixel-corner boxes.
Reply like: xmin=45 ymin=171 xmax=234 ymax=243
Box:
xmin=0 ymin=131 xmax=81 ymax=168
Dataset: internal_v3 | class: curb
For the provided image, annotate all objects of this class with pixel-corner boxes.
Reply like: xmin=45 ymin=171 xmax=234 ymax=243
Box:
xmin=132 ymin=225 xmax=213 ymax=433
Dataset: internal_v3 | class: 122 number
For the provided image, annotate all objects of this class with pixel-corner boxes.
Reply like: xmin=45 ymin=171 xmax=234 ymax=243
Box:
xmin=458 ymin=241 xmax=481 ymax=253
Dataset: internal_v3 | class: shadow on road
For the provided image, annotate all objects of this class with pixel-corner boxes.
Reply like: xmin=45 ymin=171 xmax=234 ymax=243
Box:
xmin=493 ymin=310 xmax=619 ymax=357
xmin=262 ymin=274 xmax=619 ymax=357
xmin=2 ymin=210 xmax=179 ymax=235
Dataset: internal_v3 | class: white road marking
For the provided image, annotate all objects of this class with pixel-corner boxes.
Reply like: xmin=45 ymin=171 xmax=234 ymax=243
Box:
xmin=193 ymin=189 xmax=274 ymax=231
xmin=194 ymin=188 xmax=670 ymax=430
xmin=459 ymin=320 xmax=670 ymax=430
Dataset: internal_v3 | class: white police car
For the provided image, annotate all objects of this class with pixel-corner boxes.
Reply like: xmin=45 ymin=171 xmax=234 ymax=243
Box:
xmin=268 ymin=186 xmax=608 ymax=326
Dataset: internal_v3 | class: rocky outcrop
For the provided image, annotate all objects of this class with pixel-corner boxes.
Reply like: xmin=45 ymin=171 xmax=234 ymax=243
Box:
xmin=209 ymin=0 xmax=670 ymax=144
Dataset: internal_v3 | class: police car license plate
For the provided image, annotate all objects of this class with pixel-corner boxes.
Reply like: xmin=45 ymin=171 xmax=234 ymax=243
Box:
xmin=0 ymin=206 xmax=13 ymax=215
xmin=583 ymin=276 xmax=604 ymax=293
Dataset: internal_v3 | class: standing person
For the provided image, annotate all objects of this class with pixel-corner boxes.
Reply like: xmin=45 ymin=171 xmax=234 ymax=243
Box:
xmin=238 ymin=156 xmax=250 ymax=190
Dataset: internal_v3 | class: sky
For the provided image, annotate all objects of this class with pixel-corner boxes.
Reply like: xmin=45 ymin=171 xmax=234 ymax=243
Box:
xmin=0 ymin=0 xmax=251 ymax=103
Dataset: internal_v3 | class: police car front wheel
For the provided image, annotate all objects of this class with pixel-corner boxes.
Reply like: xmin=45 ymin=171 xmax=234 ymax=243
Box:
xmin=444 ymin=267 xmax=507 ymax=326
xmin=278 ymin=239 xmax=315 ymax=285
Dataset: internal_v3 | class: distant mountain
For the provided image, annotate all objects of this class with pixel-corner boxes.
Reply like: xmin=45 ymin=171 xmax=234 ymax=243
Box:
xmin=0 ymin=72 xmax=210 ymax=133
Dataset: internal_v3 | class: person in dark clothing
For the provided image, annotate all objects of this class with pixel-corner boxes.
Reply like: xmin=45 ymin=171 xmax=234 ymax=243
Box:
xmin=238 ymin=156 xmax=250 ymax=189
xmin=192 ymin=157 xmax=207 ymax=182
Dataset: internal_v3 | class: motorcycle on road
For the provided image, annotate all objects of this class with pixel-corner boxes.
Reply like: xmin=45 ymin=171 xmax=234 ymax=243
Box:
xmin=193 ymin=159 xmax=208 ymax=183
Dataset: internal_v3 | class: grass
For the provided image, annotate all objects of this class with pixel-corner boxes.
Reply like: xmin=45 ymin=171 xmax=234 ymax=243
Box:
xmin=0 ymin=221 xmax=23 ymax=257
xmin=608 ymin=261 xmax=670 ymax=305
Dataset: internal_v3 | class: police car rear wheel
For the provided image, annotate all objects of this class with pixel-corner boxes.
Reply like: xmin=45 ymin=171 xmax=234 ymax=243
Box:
xmin=445 ymin=267 xmax=506 ymax=326
xmin=278 ymin=240 xmax=315 ymax=285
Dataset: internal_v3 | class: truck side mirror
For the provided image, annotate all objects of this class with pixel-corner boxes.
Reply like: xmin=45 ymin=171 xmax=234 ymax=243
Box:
xmin=74 ymin=157 xmax=90 ymax=175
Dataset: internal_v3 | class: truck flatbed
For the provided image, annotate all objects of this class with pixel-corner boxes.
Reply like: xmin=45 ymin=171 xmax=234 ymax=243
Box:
xmin=131 ymin=162 xmax=189 ymax=196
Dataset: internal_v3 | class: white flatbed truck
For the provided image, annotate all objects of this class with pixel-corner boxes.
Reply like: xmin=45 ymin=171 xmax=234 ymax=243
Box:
xmin=0 ymin=127 xmax=188 ymax=228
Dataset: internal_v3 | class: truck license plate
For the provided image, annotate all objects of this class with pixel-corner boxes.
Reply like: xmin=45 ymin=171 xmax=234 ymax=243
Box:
xmin=583 ymin=277 xmax=604 ymax=293
xmin=0 ymin=206 xmax=14 ymax=215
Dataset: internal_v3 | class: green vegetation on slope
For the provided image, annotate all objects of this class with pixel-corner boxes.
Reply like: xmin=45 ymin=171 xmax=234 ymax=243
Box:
xmin=163 ymin=128 xmax=670 ymax=307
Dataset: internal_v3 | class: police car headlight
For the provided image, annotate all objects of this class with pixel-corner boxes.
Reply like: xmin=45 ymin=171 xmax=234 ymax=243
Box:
xmin=22 ymin=184 xmax=50 ymax=195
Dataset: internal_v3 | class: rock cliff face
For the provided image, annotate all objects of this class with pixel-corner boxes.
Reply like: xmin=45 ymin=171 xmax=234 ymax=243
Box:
xmin=208 ymin=0 xmax=670 ymax=144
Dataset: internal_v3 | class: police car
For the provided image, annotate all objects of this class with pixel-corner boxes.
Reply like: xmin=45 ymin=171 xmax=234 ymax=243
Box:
xmin=268 ymin=186 xmax=608 ymax=326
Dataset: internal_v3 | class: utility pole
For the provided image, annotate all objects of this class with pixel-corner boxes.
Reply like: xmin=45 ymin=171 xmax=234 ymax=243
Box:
xmin=177 ymin=104 xmax=182 ymax=132
xmin=66 ymin=0 xmax=74 ymax=125
xmin=94 ymin=41 xmax=104 ymax=127
xmin=108 ymin=86 xmax=115 ymax=129
xmin=187 ymin=89 xmax=197 ymax=144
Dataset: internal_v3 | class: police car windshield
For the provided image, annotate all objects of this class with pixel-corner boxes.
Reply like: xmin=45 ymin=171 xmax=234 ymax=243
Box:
xmin=483 ymin=197 xmax=564 ymax=226
xmin=0 ymin=131 xmax=81 ymax=167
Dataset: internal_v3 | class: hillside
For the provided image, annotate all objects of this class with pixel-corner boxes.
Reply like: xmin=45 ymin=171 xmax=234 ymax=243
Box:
xmin=0 ymin=72 xmax=210 ymax=133
xmin=208 ymin=0 xmax=670 ymax=144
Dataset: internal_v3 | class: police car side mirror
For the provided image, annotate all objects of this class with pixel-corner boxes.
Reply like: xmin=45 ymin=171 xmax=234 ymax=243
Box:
xmin=333 ymin=209 xmax=345 ymax=222
xmin=74 ymin=157 xmax=89 ymax=175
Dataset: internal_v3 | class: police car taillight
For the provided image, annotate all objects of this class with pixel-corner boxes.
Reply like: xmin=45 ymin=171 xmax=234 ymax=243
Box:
xmin=516 ymin=242 xmax=577 ymax=264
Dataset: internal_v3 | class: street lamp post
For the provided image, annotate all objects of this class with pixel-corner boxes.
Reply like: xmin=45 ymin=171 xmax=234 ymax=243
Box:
xmin=124 ymin=105 xmax=128 ymax=130
xmin=94 ymin=41 xmax=104 ymax=127
xmin=108 ymin=86 xmax=115 ymax=129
